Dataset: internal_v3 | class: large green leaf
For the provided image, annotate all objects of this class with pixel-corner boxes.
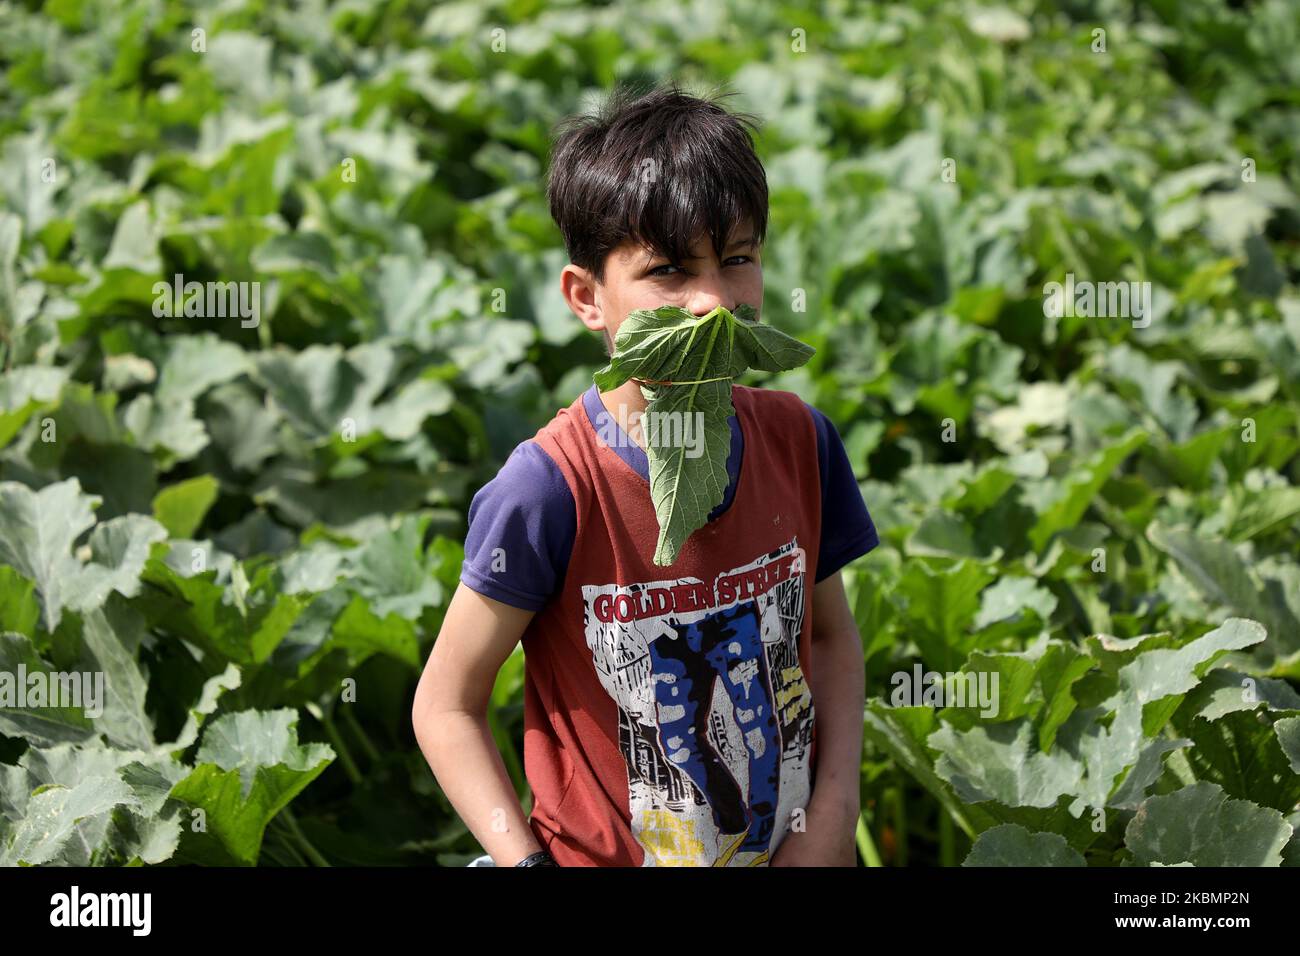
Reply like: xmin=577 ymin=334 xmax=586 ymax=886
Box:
xmin=1148 ymin=523 xmax=1300 ymax=660
xmin=939 ymin=638 xmax=1092 ymax=753
xmin=1068 ymin=618 xmax=1266 ymax=812
xmin=862 ymin=700 xmax=994 ymax=839
xmin=930 ymin=619 xmax=1267 ymax=817
xmin=105 ymin=759 xmax=188 ymax=865
xmin=152 ymin=475 xmax=220 ymax=539
xmin=170 ymin=709 xmax=334 ymax=865
xmin=72 ymin=598 xmax=155 ymax=751
xmin=931 ymin=717 xmax=1082 ymax=808
xmin=344 ymin=513 xmax=444 ymax=619
xmin=1183 ymin=667 xmax=1300 ymax=720
xmin=593 ymin=305 xmax=814 ymax=564
xmin=1177 ymin=708 xmax=1300 ymax=812
xmin=0 ymin=479 xmax=97 ymax=632
xmin=639 ymin=378 xmax=734 ymax=566
xmin=895 ymin=559 xmax=996 ymax=672
xmin=1277 ymin=717 xmax=1300 ymax=774
xmin=1028 ymin=429 xmax=1146 ymax=551
xmin=156 ymin=335 xmax=253 ymax=403
xmin=0 ymin=479 xmax=165 ymax=631
xmin=136 ymin=558 xmax=305 ymax=665
xmin=0 ymin=773 xmax=139 ymax=866
xmin=253 ymin=345 xmax=366 ymax=441
xmin=1125 ymin=782 xmax=1292 ymax=866
xmin=123 ymin=394 xmax=209 ymax=464
xmin=0 ymin=366 xmax=67 ymax=449
xmin=963 ymin=823 xmax=1086 ymax=866
xmin=0 ymin=632 xmax=97 ymax=746
xmin=0 ymin=740 xmax=190 ymax=866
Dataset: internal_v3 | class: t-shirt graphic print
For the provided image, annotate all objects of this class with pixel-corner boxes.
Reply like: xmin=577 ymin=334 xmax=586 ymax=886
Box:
xmin=581 ymin=537 xmax=812 ymax=866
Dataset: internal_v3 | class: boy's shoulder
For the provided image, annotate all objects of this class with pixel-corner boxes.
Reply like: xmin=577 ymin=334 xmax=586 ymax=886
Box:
xmin=461 ymin=436 xmax=577 ymax=611
xmin=482 ymin=436 xmax=568 ymax=490
xmin=462 ymin=437 xmax=574 ymax=541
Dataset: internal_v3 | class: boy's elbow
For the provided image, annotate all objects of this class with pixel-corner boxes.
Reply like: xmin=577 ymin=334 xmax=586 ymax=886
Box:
xmin=410 ymin=697 xmax=428 ymax=746
xmin=410 ymin=679 xmax=485 ymax=747
xmin=410 ymin=679 xmax=442 ymax=746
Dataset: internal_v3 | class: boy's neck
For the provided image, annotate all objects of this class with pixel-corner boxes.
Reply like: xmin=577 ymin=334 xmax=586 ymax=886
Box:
xmin=598 ymin=380 xmax=650 ymax=450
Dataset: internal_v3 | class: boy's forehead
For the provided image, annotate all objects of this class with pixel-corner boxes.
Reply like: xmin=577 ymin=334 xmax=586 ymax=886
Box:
xmin=610 ymin=239 xmax=663 ymax=268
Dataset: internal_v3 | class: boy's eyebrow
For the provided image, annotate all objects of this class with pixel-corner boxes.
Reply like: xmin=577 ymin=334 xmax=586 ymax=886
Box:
xmin=673 ymin=235 xmax=758 ymax=261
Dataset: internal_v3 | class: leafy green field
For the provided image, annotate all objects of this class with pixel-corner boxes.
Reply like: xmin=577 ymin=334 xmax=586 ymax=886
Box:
xmin=1 ymin=0 xmax=1298 ymax=866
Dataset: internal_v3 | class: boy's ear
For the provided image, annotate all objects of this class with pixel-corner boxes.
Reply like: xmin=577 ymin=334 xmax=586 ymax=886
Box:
xmin=560 ymin=262 xmax=607 ymax=336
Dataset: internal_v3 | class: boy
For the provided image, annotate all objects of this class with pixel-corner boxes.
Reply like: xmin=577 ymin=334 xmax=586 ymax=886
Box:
xmin=411 ymin=82 xmax=879 ymax=867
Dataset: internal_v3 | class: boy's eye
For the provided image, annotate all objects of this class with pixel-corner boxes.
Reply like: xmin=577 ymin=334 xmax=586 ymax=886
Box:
xmin=647 ymin=256 xmax=752 ymax=277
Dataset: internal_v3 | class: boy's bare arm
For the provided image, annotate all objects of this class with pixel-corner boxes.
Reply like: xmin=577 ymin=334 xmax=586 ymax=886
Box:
xmin=411 ymin=581 xmax=546 ymax=865
xmin=807 ymin=570 xmax=865 ymax=828
xmin=771 ymin=570 xmax=863 ymax=865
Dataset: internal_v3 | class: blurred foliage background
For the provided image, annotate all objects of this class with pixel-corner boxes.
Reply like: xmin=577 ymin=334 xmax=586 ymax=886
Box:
xmin=1 ymin=0 xmax=1298 ymax=867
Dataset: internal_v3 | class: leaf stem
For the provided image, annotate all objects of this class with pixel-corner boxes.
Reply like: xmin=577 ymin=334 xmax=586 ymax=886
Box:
xmin=939 ymin=806 xmax=955 ymax=866
xmin=281 ymin=807 xmax=331 ymax=867
xmin=310 ymin=702 xmax=362 ymax=785
xmin=891 ymin=784 xmax=908 ymax=866
xmin=856 ymin=809 xmax=883 ymax=867
xmin=341 ymin=705 xmax=381 ymax=764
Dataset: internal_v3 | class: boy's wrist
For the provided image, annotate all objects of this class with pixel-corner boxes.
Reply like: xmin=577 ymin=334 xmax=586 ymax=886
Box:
xmin=514 ymin=849 xmax=559 ymax=866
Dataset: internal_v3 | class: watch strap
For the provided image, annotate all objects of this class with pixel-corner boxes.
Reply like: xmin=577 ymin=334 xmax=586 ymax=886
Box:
xmin=514 ymin=850 xmax=559 ymax=867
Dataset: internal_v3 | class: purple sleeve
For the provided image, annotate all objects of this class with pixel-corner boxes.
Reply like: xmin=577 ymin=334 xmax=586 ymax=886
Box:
xmin=805 ymin=403 xmax=880 ymax=582
xmin=460 ymin=440 xmax=576 ymax=612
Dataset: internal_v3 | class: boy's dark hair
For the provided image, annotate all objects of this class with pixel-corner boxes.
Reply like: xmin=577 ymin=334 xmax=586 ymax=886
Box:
xmin=545 ymin=80 xmax=768 ymax=285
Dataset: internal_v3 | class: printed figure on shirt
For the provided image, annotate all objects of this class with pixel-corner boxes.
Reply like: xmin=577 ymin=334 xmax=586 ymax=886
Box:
xmin=581 ymin=538 xmax=812 ymax=866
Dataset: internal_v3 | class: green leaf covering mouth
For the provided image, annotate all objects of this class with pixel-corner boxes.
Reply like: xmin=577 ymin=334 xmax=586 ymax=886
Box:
xmin=593 ymin=304 xmax=816 ymax=565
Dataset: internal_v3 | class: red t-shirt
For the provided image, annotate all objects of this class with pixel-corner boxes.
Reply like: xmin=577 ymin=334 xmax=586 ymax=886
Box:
xmin=521 ymin=384 xmax=825 ymax=866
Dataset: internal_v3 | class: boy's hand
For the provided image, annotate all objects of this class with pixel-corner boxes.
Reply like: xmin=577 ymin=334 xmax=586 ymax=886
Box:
xmin=767 ymin=800 xmax=859 ymax=867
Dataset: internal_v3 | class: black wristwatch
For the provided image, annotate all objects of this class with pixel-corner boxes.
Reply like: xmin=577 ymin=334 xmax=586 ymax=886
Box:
xmin=515 ymin=850 xmax=559 ymax=867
